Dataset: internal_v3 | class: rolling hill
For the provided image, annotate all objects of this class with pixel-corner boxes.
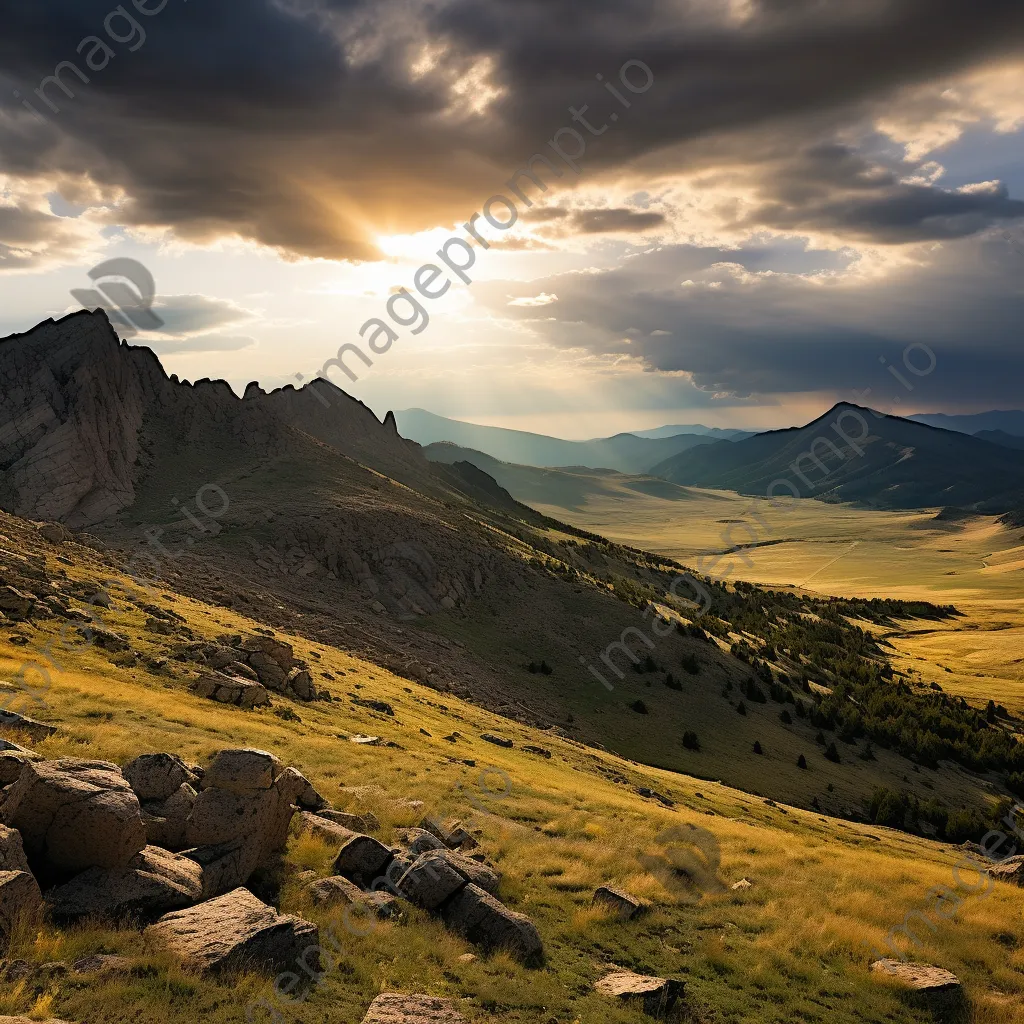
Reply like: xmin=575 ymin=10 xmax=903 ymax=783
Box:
xmin=651 ymin=403 xmax=1024 ymax=511
xmin=909 ymin=410 xmax=1024 ymax=436
xmin=394 ymin=407 xmax=723 ymax=473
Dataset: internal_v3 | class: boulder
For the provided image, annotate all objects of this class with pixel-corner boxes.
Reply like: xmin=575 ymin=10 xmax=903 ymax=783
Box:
xmin=0 ymin=870 xmax=43 ymax=943
xmin=593 ymin=886 xmax=649 ymax=920
xmin=145 ymin=887 xmax=319 ymax=976
xmin=0 ymin=712 xmax=56 ymax=743
xmin=77 ymin=626 xmax=130 ymax=652
xmin=306 ymin=875 xmax=402 ymax=920
xmin=594 ymin=971 xmax=685 ymax=1017
xmin=202 ymin=749 xmax=280 ymax=794
xmin=123 ymin=753 xmax=199 ymax=802
xmin=36 ymin=523 xmax=71 ymax=544
xmin=71 ymin=953 xmax=132 ymax=975
xmin=297 ymin=812 xmax=356 ymax=847
xmin=870 ymin=960 xmax=963 ymax=1015
xmin=361 ymin=994 xmax=466 ymax=1023
xmin=334 ymin=835 xmax=394 ymax=889
xmin=317 ymin=810 xmax=380 ymax=834
xmin=394 ymin=852 xmax=467 ymax=911
xmin=2 ymin=759 xmax=146 ymax=872
xmin=274 ymin=767 xmax=327 ymax=810
xmin=186 ymin=786 xmax=269 ymax=848
xmin=437 ymin=850 xmax=500 ymax=895
xmin=440 ymin=884 xmax=543 ymax=965
xmin=0 ymin=827 xmax=30 ymax=873
xmin=46 ymin=846 xmax=203 ymax=922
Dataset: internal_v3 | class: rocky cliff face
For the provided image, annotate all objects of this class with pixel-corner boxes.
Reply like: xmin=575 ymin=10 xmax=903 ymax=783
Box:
xmin=0 ymin=311 xmax=421 ymax=528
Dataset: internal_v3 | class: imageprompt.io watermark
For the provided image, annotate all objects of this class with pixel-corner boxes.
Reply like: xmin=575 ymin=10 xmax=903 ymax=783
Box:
xmin=71 ymin=257 xmax=164 ymax=339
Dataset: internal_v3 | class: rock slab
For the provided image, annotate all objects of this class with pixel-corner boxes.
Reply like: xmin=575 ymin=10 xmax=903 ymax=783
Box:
xmin=361 ymin=994 xmax=466 ymax=1023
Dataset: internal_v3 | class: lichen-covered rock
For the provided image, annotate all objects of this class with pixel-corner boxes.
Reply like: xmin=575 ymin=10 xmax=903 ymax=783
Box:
xmin=145 ymin=887 xmax=319 ymax=976
xmin=141 ymin=783 xmax=197 ymax=851
xmin=2 ymin=759 xmax=146 ymax=872
xmin=190 ymin=673 xmax=269 ymax=709
xmin=317 ymin=809 xmax=381 ymax=833
xmin=297 ymin=812 xmax=356 ymax=847
xmin=394 ymin=852 xmax=467 ymax=911
xmin=440 ymin=883 xmax=543 ymax=964
xmin=46 ymin=846 xmax=203 ymax=922
xmin=870 ymin=959 xmax=962 ymax=1013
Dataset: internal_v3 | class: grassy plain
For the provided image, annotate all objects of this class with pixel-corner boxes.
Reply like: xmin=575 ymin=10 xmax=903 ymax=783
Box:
xmin=520 ymin=472 xmax=1024 ymax=715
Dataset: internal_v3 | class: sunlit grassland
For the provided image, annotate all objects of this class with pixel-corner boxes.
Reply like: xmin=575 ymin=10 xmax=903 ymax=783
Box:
xmin=1 ymin=560 xmax=1023 ymax=1023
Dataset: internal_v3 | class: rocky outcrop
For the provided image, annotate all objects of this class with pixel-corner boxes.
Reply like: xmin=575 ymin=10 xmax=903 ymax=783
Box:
xmin=0 ymin=712 xmax=55 ymax=743
xmin=333 ymin=834 xmax=394 ymax=889
xmin=190 ymin=673 xmax=270 ymax=709
xmin=123 ymin=753 xmax=201 ymax=801
xmin=181 ymin=749 xmax=320 ymax=896
xmin=987 ymin=854 xmax=1024 ymax=885
xmin=45 ymin=846 xmax=203 ymax=922
xmin=145 ymin=887 xmax=318 ymax=976
xmin=593 ymin=971 xmax=685 ymax=1017
xmin=1 ymin=759 xmax=146 ymax=874
xmin=360 ymin=994 xmax=466 ymax=1024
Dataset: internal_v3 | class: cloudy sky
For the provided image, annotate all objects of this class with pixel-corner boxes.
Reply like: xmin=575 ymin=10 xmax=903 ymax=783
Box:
xmin=2 ymin=0 xmax=1024 ymax=435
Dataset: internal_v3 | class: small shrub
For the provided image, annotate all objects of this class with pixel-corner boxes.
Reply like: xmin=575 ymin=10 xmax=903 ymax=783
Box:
xmin=779 ymin=710 xmax=793 ymax=725
xmin=664 ymin=674 xmax=683 ymax=691
xmin=681 ymin=653 xmax=700 ymax=675
xmin=797 ymin=754 xmax=808 ymax=769
xmin=753 ymin=740 xmax=763 ymax=755
xmin=825 ymin=741 xmax=841 ymax=764
xmin=630 ymin=700 xmax=649 ymax=715
xmin=683 ymin=731 xmax=701 ymax=751
xmin=736 ymin=701 xmax=747 ymax=716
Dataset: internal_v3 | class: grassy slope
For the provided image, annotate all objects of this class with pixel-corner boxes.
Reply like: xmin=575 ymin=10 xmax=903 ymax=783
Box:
xmin=1 ymin=546 xmax=1023 ymax=1023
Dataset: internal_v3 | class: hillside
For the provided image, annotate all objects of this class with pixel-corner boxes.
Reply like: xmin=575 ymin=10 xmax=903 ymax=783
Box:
xmin=394 ymin=408 xmax=720 ymax=474
xmin=651 ymin=404 xmax=1024 ymax=511
xmin=910 ymin=411 xmax=1024 ymax=436
xmin=0 ymin=512 xmax=1022 ymax=1023
xmin=975 ymin=429 xmax=1024 ymax=451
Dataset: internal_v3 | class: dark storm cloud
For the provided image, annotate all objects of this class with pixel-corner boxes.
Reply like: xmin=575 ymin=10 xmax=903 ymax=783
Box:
xmin=570 ymin=208 xmax=667 ymax=234
xmin=2 ymin=0 xmax=1024 ymax=259
xmin=480 ymin=232 xmax=1024 ymax=406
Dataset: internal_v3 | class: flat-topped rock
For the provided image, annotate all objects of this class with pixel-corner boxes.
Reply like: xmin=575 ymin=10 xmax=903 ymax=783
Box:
xmin=297 ymin=812 xmax=356 ymax=847
xmin=871 ymin=959 xmax=960 ymax=991
xmin=361 ymin=993 xmax=466 ymax=1023
xmin=317 ymin=809 xmax=381 ymax=834
xmin=334 ymin=834 xmax=394 ymax=888
xmin=145 ymin=887 xmax=318 ymax=975
xmin=594 ymin=970 xmax=685 ymax=1017
xmin=123 ymin=753 xmax=200 ymax=802
xmin=306 ymin=875 xmax=402 ymax=919
xmin=988 ymin=855 xmax=1024 ymax=885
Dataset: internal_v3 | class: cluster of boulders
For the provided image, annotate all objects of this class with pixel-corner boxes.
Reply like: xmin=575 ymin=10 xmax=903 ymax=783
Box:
xmin=178 ymin=634 xmax=327 ymax=708
xmin=297 ymin=813 xmax=544 ymax=965
xmin=0 ymin=749 xmax=326 ymax=976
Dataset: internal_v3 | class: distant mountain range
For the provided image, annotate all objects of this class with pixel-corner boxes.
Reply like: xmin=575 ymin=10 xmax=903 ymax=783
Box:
xmin=626 ymin=423 xmax=753 ymax=440
xmin=395 ymin=408 xmax=734 ymax=474
xmin=650 ymin=403 xmax=1024 ymax=512
xmin=974 ymin=429 xmax=1024 ymax=451
xmin=909 ymin=410 xmax=1024 ymax=436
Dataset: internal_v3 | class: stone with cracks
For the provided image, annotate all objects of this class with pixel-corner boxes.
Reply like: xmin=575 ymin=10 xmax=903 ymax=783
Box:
xmin=2 ymin=759 xmax=146 ymax=872
xmin=46 ymin=846 xmax=203 ymax=922
xmin=317 ymin=809 xmax=380 ymax=834
xmin=988 ymin=855 xmax=1024 ymax=885
xmin=870 ymin=959 xmax=963 ymax=1015
xmin=593 ymin=885 xmax=649 ymax=920
xmin=190 ymin=674 xmax=270 ymax=709
xmin=123 ymin=753 xmax=199 ymax=802
xmin=361 ymin=994 xmax=467 ymax=1023
xmin=145 ymin=887 xmax=319 ymax=976
xmin=440 ymin=883 xmax=543 ymax=965
xmin=274 ymin=767 xmax=327 ymax=810
xmin=594 ymin=971 xmax=685 ymax=1017
xmin=141 ymin=783 xmax=196 ymax=851
xmin=0 ymin=870 xmax=43 ymax=943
